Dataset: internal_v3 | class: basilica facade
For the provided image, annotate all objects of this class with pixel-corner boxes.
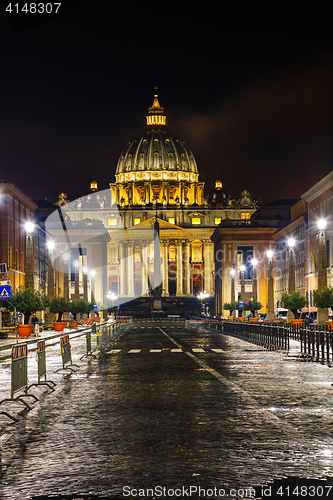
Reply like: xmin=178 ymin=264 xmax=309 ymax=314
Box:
xmin=48 ymin=92 xmax=262 ymax=313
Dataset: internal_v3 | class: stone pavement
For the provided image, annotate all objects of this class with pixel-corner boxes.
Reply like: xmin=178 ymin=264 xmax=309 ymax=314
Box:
xmin=0 ymin=319 xmax=333 ymax=500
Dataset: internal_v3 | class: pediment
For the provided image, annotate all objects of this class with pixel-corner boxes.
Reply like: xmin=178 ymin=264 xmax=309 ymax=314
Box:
xmin=129 ymin=217 xmax=182 ymax=230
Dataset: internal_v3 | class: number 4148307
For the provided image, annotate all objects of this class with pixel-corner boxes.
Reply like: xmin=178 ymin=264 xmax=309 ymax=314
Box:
xmin=276 ymin=485 xmax=332 ymax=496
xmin=6 ymin=3 xmax=61 ymax=14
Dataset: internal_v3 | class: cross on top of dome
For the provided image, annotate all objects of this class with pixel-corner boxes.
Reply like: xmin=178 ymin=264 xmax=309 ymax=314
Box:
xmin=147 ymin=86 xmax=166 ymax=126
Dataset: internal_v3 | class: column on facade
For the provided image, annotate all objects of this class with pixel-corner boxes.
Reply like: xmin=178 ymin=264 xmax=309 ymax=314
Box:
xmin=184 ymin=240 xmax=191 ymax=295
xmin=144 ymin=182 xmax=150 ymax=204
xmin=162 ymin=241 xmax=169 ymax=296
xmin=120 ymin=242 xmax=126 ymax=296
xmin=141 ymin=242 xmax=148 ymax=296
xmin=176 ymin=240 xmax=183 ymax=295
xmin=203 ymin=240 xmax=214 ymax=295
xmin=128 ymin=241 xmax=135 ymax=296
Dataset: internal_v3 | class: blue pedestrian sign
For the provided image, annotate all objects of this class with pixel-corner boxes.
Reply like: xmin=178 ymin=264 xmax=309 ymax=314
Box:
xmin=239 ymin=301 xmax=244 ymax=308
xmin=0 ymin=285 xmax=11 ymax=299
xmin=93 ymin=304 xmax=98 ymax=311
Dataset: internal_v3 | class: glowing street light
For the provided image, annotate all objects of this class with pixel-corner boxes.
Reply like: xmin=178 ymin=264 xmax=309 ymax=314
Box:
xmin=266 ymin=249 xmax=274 ymax=319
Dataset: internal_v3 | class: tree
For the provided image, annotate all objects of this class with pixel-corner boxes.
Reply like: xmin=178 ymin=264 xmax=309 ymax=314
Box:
xmin=223 ymin=301 xmax=239 ymax=316
xmin=281 ymin=291 xmax=308 ymax=319
xmin=244 ymin=299 xmax=263 ymax=318
xmin=6 ymin=287 xmax=49 ymax=324
xmin=313 ymin=286 xmax=333 ymax=312
xmin=68 ymin=299 xmax=94 ymax=320
xmin=49 ymin=296 xmax=71 ymax=322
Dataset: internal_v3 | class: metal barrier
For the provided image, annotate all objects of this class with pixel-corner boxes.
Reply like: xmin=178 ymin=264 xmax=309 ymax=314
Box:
xmin=299 ymin=324 xmax=333 ymax=363
xmin=223 ymin=321 xmax=289 ymax=351
xmin=33 ymin=340 xmax=56 ymax=391
xmin=185 ymin=314 xmax=289 ymax=351
xmin=0 ymin=318 xmax=134 ymax=424
xmin=56 ymin=334 xmax=79 ymax=373
xmin=0 ymin=344 xmax=39 ymax=422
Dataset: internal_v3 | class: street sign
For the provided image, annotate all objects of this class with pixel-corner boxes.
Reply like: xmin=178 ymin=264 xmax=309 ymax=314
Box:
xmin=0 ymin=285 xmax=11 ymax=299
xmin=244 ymin=299 xmax=249 ymax=305
xmin=93 ymin=304 xmax=98 ymax=311
xmin=239 ymin=301 xmax=244 ymax=308
xmin=18 ymin=313 xmax=23 ymax=318
xmin=0 ymin=280 xmax=11 ymax=286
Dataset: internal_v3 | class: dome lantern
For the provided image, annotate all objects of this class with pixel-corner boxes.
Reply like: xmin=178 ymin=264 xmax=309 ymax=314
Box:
xmin=146 ymin=86 xmax=166 ymax=127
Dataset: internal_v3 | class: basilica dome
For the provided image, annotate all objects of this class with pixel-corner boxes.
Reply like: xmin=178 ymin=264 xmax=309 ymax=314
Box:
xmin=115 ymin=93 xmax=198 ymax=176
xmin=111 ymin=91 xmax=204 ymax=207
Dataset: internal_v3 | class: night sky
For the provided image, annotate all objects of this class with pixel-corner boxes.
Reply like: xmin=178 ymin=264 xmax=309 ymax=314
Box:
xmin=0 ymin=0 xmax=332 ymax=205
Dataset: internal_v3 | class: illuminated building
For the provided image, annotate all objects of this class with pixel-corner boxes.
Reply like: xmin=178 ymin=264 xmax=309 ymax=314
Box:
xmin=59 ymin=91 xmax=261 ymax=312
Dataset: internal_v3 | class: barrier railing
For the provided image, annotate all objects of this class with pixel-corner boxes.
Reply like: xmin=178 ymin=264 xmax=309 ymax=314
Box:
xmin=0 ymin=317 xmax=134 ymax=424
xmin=0 ymin=344 xmax=39 ymax=422
xmin=223 ymin=321 xmax=290 ymax=351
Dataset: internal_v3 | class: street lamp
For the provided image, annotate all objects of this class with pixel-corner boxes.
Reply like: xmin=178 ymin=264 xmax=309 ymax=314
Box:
xmin=74 ymin=259 xmax=80 ymax=299
xmin=63 ymin=252 xmax=69 ymax=300
xmin=83 ymin=266 xmax=88 ymax=302
xmin=266 ymin=249 xmax=274 ymax=320
xmin=251 ymin=258 xmax=258 ymax=301
xmin=25 ymin=222 xmax=34 ymax=289
xmin=230 ymin=268 xmax=236 ymax=304
xmin=287 ymin=237 xmax=295 ymax=295
xmin=107 ymin=292 xmax=118 ymax=319
xmin=47 ymin=240 xmax=55 ymax=300
xmin=198 ymin=291 xmax=209 ymax=316
xmin=317 ymin=219 xmax=327 ymax=324
xmin=89 ymin=269 xmax=96 ymax=301
xmin=239 ymin=264 xmax=245 ymax=317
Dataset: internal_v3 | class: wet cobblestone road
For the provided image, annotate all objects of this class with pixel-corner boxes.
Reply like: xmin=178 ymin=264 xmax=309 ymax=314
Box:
xmin=1 ymin=319 xmax=333 ymax=499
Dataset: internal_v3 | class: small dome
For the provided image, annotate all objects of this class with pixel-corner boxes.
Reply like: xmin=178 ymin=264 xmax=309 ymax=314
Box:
xmin=208 ymin=179 xmax=229 ymax=206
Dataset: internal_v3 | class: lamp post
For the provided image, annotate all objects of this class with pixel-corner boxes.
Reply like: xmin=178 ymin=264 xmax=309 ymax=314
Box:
xmin=74 ymin=259 xmax=80 ymax=299
xmin=90 ymin=270 xmax=96 ymax=302
xmin=47 ymin=240 xmax=55 ymax=300
xmin=287 ymin=237 xmax=295 ymax=294
xmin=317 ymin=219 xmax=328 ymax=324
xmin=266 ymin=250 xmax=274 ymax=320
xmin=239 ymin=264 xmax=245 ymax=317
xmin=198 ymin=291 xmax=209 ymax=317
xmin=83 ymin=266 xmax=88 ymax=302
xmin=252 ymin=258 xmax=258 ymax=301
xmin=230 ymin=268 xmax=235 ymax=305
xmin=25 ymin=222 xmax=34 ymax=289
xmin=287 ymin=238 xmax=295 ymax=320
xmin=107 ymin=292 xmax=117 ymax=319
xmin=63 ymin=253 xmax=69 ymax=300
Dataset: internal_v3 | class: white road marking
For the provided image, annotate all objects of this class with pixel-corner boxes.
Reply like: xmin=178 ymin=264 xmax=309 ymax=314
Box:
xmin=171 ymin=349 xmax=182 ymax=352
xmin=211 ymin=348 xmax=225 ymax=353
xmin=150 ymin=349 xmax=162 ymax=352
xmin=128 ymin=349 xmax=141 ymax=353
xmin=192 ymin=348 xmax=205 ymax=352
xmin=106 ymin=349 xmax=121 ymax=354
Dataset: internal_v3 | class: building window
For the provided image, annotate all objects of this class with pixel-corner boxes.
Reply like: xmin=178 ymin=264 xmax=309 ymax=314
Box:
xmin=108 ymin=218 xmax=117 ymax=226
xmin=134 ymin=218 xmax=141 ymax=225
xmin=169 ymin=247 xmax=176 ymax=260
xmin=192 ymin=218 xmax=201 ymax=225
xmin=214 ymin=217 xmax=221 ymax=225
xmin=241 ymin=212 xmax=251 ymax=220
xmin=168 ymin=218 xmax=175 ymax=224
